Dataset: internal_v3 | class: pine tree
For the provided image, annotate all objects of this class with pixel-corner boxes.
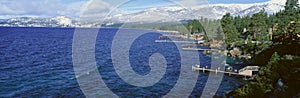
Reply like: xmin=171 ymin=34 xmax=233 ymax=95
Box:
xmin=221 ymin=13 xmax=240 ymax=49
xmin=215 ymin=26 xmax=224 ymax=41
xmin=284 ymin=0 xmax=299 ymax=11
xmin=233 ymin=16 xmax=243 ymax=32
xmin=273 ymin=0 xmax=300 ymax=42
xmin=249 ymin=9 xmax=268 ymax=41
xmin=269 ymin=52 xmax=280 ymax=64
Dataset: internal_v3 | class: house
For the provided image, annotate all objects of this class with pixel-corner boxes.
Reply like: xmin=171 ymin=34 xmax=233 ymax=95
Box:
xmin=226 ymin=64 xmax=259 ymax=77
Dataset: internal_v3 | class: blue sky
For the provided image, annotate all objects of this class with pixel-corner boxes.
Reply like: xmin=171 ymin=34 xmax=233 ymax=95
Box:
xmin=118 ymin=0 xmax=270 ymax=13
xmin=119 ymin=0 xmax=176 ymax=12
xmin=208 ymin=0 xmax=268 ymax=4
xmin=0 ymin=0 xmax=273 ymax=19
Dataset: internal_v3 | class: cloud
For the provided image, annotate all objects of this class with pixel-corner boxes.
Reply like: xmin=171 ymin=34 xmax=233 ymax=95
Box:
xmin=269 ymin=0 xmax=286 ymax=3
xmin=0 ymin=0 xmax=126 ymax=20
xmin=80 ymin=0 xmax=112 ymax=18
xmin=0 ymin=0 xmax=87 ymax=19
xmin=119 ymin=1 xmax=176 ymax=11
xmin=172 ymin=0 xmax=208 ymax=7
xmin=1 ymin=0 xmax=284 ymax=20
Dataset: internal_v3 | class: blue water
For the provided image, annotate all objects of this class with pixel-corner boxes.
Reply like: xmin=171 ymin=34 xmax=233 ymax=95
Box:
xmin=0 ymin=27 xmax=242 ymax=97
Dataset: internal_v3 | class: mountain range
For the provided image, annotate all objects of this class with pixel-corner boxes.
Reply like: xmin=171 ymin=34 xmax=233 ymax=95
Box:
xmin=107 ymin=1 xmax=284 ymax=23
xmin=0 ymin=0 xmax=285 ymax=27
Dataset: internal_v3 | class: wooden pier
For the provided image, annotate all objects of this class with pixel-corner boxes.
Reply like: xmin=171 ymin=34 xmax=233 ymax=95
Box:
xmin=182 ymin=48 xmax=217 ymax=51
xmin=192 ymin=66 xmax=253 ymax=77
xmin=159 ymin=35 xmax=183 ymax=39
xmin=157 ymin=30 xmax=179 ymax=34
xmin=155 ymin=40 xmax=198 ymax=44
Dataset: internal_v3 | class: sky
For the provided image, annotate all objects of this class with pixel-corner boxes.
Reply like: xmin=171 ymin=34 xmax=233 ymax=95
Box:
xmin=0 ymin=0 xmax=281 ymax=19
xmin=118 ymin=0 xmax=270 ymax=13
xmin=208 ymin=0 xmax=269 ymax=4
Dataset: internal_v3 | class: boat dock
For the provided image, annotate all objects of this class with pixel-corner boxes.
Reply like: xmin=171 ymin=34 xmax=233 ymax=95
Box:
xmin=155 ymin=40 xmax=198 ymax=44
xmin=182 ymin=48 xmax=217 ymax=51
xmin=192 ymin=65 xmax=255 ymax=77
xmin=159 ymin=35 xmax=183 ymax=39
xmin=157 ymin=30 xmax=179 ymax=34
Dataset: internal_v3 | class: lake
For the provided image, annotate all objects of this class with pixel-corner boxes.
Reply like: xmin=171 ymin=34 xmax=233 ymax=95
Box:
xmin=0 ymin=27 xmax=242 ymax=97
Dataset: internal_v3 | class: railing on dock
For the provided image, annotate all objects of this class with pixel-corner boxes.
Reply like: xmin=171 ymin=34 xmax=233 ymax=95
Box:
xmin=192 ymin=65 xmax=254 ymax=77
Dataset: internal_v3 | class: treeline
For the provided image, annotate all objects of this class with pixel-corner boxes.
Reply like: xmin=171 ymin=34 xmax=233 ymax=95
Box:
xmin=186 ymin=19 xmax=223 ymax=41
xmin=221 ymin=10 xmax=271 ymax=57
xmin=229 ymin=0 xmax=300 ymax=97
xmin=121 ymin=22 xmax=189 ymax=34
xmin=120 ymin=19 xmax=223 ymax=40
xmin=220 ymin=0 xmax=300 ymax=57
xmin=230 ymin=53 xmax=300 ymax=97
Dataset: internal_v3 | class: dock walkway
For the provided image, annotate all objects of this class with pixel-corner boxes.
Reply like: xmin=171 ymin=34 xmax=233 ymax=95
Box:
xmin=182 ymin=48 xmax=217 ymax=51
xmin=192 ymin=66 xmax=253 ymax=77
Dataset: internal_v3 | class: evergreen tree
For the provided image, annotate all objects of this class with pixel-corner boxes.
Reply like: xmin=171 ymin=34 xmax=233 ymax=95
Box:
xmin=273 ymin=0 xmax=300 ymax=42
xmin=221 ymin=13 xmax=240 ymax=49
xmin=241 ymin=16 xmax=251 ymax=31
xmin=215 ymin=26 xmax=224 ymax=41
xmin=249 ymin=9 xmax=268 ymax=41
xmin=284 ymin=0 xmax=299 ymax=11
xmin=233 ymin=16 xmax=243 ymax=32
xmin=269 ymin=52 xmax=280 ymax=64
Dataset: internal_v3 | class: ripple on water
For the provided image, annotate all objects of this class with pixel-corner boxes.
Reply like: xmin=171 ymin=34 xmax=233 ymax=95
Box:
xmin=0 ymin=27 xmax=242 ymax=97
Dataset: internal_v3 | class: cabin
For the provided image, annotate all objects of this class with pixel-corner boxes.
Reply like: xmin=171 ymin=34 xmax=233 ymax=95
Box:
xmin=226 ymin=64 xmax=259 ymax=77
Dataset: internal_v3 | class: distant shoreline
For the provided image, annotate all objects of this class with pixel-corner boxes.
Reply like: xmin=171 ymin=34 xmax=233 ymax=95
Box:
xmin=0 ymin=26 xmax=161 ymax=31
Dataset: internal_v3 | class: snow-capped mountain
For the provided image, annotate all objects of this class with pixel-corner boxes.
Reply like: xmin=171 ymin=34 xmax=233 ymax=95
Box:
xmin=232 ymin=3 xmax=284 ymax=16
xmin=107 ymin=7 xmax=189 ymax=23
xmin=107 ymin=1 xmax=284 ymax=23
xmin=0 ymin=16 xmax=102 ymax=27
xmin=52 ymin=16 xmax=73 ymax=26
xmin=0 ymin=16 xmax=75 ymax=27
xmin=0 ymin=0 xmax=286 ymax=27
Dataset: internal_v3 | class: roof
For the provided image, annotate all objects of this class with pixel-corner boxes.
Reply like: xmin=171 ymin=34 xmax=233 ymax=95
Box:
xmin=229 ymin=64 xmax=248 ymax=71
